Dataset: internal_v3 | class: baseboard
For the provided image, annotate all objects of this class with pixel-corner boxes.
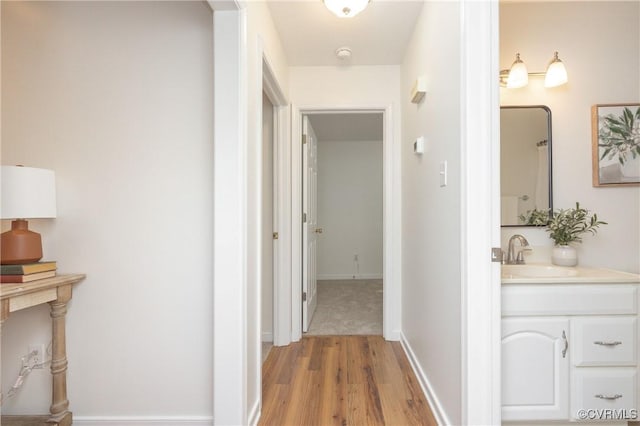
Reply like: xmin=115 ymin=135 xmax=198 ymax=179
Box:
xmin=73 ymin=416 xmax=213 ymax=426
xmin=317 ymin=274 xmax=383 ymax=280
xmin=384 ymin=328 xmax=401 ymax=341
xmin=399 ymin=332 xmax=451 ymax=426
xmin=248 ymin=399 xmax=260 ymax=426
xmin=261 ymin=331 xmax=273 ymax=342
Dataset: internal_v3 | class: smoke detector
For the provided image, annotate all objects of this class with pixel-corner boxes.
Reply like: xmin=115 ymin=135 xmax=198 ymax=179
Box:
xmin=335 ymin=47 xmax=352 ymax=60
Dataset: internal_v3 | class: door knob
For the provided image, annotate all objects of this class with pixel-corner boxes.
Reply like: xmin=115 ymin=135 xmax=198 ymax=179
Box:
xmin=315 ymin=228 xmax=323 ymax=234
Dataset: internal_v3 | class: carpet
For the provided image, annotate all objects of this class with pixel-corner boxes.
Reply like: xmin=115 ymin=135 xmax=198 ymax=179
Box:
xmin=306 ymin=279 xmax=383 ymax=335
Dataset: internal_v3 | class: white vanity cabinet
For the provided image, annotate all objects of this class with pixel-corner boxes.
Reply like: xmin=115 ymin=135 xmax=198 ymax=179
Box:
xmin=502 ymin=280 xmax=640 ymax=424
xmin=502 ymin=317 xmax=570 ymax=420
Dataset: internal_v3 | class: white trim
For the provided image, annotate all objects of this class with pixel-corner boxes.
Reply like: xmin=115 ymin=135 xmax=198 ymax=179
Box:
xmin=459 ymin=0 xmax=501 ymax=425
xmin=273 ymin=102 xmax=291 ymax=347
xmin=290 ymin=104 xmax=303 ymax=342
xmin=290 ymin=105 xmax=401 ymax=343
xmin=399 ymin=333 xmax=451 ymax=426
xmin=248 ymin=399 xmax=260 ymax=426
xmin=317 ymin=274 xmax=383 ymax=280
xmin=212 ymin=8 xmax=248 ymax=426
xmin=73 ymin=417 xmax=213 ymax=426
xmin=261 ymin=331 xmax=273 ymax=342
xmin=259 ymin=44 xmax=291 ymax=350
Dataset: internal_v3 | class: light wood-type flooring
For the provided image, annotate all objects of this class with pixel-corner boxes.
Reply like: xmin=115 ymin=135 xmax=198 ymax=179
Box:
xmin=259 ymin=335 xmax=438 ymax=426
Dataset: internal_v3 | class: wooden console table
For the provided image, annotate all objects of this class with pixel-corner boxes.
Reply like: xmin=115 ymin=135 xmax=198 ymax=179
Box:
xmin=1 ymin=274 xmax=86 ymax=426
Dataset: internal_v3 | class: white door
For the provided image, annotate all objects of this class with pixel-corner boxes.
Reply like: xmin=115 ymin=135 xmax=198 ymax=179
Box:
xmin=502 ymin=318 xmax=570 ymax=421
xmin=302 ymin=116 xmax=318 ymax=332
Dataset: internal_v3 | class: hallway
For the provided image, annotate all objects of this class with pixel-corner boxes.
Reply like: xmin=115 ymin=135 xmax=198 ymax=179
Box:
xmin=259 ymin=336 xmax=437 ymax=426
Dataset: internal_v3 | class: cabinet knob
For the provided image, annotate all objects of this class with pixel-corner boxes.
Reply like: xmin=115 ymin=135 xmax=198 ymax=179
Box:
xmin=595 ymin=394 xmax=623 ymax=400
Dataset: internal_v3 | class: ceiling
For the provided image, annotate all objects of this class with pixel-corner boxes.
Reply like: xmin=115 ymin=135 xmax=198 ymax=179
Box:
xmin=268 ymin=2 xmax=417 ymax=140
xmin=307 ymin=113 xmax=383 ymax=141
xmin=267 ymin=1 xmax=425 ymax=66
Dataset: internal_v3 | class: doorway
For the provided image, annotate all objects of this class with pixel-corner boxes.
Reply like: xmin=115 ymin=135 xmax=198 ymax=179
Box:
xmin=301 ymin=112 xmax=384 ymax=336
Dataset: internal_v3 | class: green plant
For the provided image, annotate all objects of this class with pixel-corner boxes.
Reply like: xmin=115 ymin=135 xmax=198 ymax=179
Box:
xmin=546 ymin=202 xmax=607 ymax=246
xmin=598 ymin=106 xmax=640 ymax=165
xmin=519 ymin=209 xmax=550 ymax=226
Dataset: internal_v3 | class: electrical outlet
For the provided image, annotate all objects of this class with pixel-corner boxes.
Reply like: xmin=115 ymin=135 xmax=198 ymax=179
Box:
xmin=28 ymin=344 xmax=47 ymax=369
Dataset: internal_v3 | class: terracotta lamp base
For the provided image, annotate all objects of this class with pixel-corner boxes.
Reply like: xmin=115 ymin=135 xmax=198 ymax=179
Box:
xmin=1 ymin=219 xmax=43 ymax=265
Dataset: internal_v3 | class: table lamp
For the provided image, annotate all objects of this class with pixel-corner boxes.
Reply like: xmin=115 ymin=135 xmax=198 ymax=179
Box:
xmin=1 ymin=165 xmax=57 ymax=265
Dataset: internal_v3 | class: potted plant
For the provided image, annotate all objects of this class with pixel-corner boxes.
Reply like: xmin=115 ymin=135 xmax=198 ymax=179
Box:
xmin=546 ymin=202 xmax=607 ymax=266
xmin=598 ymin=106 xmax=640 ymax=177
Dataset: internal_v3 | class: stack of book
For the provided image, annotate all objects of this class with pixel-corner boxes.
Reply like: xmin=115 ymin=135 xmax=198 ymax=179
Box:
xmin=0 ymin=261 xmax=57 ymax=283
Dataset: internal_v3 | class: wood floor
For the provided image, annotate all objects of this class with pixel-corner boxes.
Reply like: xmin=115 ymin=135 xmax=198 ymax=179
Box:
xmin=259 ymin=336 xmax=438 ymax=426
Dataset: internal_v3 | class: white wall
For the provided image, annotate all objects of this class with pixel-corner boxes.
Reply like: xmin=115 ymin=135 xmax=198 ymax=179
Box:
xmin=400 ymin=1 xmax=462 ymax=424
xmin=317 ymin=139 xmax=383 ymax=280
xmin=500 ymin=1 xmax=640 ymax=273
xmin=1 ymin=1 xmax=213 ymax=420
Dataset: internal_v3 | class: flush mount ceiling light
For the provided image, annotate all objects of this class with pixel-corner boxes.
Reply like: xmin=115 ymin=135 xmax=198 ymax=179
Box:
xmin=323 ymin=0 xmax=370 ymax=18
xmin=500 ymin=51 xmax=569 ymax=89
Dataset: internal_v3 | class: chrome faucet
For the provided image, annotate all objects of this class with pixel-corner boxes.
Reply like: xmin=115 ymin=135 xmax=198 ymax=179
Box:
xmin=506 ymin=234 xmax=531 ymax=264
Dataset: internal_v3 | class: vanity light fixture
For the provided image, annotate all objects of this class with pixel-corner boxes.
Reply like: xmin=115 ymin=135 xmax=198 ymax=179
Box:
xmin=506 ymin=53 xmax=529 ymax=89
xmin=544 ymin=51 xmax=568 ymax=88
xmin=500 ymin=51 xmax=569 ymax=89
xmin=323 ymin=0 xmax=370 ymax=18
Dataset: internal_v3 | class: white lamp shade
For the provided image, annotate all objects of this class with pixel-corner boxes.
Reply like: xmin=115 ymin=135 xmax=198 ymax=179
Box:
xmin=323 ymin=0 xmax=369 ymax=18
xmin=507 ymin=60 xmax=528 ymax=89
xmin=1 ymin=166 xmax=57 ymax=219
xmin=545 ymin=58 xmax=568 ymax=87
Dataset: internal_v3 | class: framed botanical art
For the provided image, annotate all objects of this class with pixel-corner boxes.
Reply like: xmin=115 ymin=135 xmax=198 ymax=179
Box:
xmin=591 ymin=103 xmax=640 ymax=187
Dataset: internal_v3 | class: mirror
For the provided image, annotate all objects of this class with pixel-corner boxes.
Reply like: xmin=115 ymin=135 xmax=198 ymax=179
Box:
xmin=501 ymin=105 xmax=553 ymax=226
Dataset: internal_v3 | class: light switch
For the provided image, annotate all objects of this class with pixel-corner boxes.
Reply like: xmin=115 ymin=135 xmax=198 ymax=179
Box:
xmin=439 ymin=161 xmax=447 ymax=187
xmin=414 ymin=137 xmax=424 ymax=154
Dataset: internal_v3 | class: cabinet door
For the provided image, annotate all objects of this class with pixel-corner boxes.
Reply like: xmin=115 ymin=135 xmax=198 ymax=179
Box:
xmin=502 ymin=318 xmax=570 ymax=421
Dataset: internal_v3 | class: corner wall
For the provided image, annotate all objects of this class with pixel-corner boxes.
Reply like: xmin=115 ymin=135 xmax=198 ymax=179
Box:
xmin=500 ymin=1 xmax=640 ymax=273
xmin=1 ymin=1 xmax=213 ymax=419
xmin=245 ymin=2 xmax=290 ymax=423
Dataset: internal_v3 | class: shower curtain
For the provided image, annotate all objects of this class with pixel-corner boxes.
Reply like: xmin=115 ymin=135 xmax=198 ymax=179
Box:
xmin=534 ymin=142 xmax=549 ymax=210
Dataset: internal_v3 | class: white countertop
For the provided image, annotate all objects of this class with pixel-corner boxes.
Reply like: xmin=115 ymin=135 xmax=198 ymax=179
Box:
xmin=501 ymin=263 xmax=640 ymax=284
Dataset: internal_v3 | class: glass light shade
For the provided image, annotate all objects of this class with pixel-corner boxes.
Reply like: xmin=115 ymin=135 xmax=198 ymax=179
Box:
xmin=506 ymin=54 xmax=528 ymax=89
xmin=1 ymin=166 xmax=57 ymax=219
xmin=323 ymin=0 xmax=369 ymax=18
xmin=544 ymin=52 xmax=568 ymax=88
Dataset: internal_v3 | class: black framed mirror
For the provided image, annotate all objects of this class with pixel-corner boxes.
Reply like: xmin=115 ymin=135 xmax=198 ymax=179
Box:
xmin=501 ymin=105 xmax=553 ymax=226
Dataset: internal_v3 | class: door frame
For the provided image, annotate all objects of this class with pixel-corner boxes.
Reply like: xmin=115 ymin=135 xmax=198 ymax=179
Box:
xmin=260 ymin=47 xmax=291 ymax=347
xmin=289 ymin=105 xmax=401 ymax=342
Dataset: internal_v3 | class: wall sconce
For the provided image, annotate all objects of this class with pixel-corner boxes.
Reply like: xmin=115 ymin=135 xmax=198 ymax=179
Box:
xmin=500 ymin=51 xmax=568 ymax=89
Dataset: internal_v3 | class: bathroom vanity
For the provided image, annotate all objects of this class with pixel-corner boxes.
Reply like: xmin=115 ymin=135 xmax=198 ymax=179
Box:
xmin=502 ymin=265 xmax=640 ymax=424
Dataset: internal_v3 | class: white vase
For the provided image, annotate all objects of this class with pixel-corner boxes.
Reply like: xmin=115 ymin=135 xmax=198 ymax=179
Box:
xmin=620 ymin=156 xmax=640 ymax=179
xmin=552 ymin=245 xmax=578 ymax=266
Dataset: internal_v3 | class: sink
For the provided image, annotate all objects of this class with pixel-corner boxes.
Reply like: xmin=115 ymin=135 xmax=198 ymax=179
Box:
xmin=502 ymin=264 xmax=578 ymax=279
